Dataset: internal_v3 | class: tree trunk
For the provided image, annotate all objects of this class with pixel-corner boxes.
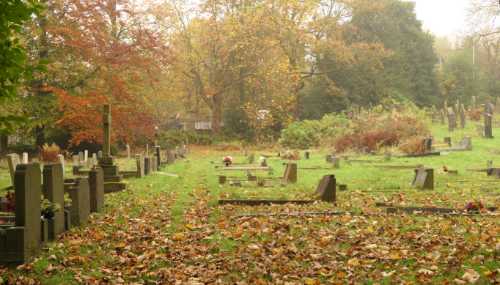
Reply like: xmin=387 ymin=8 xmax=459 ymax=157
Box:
xmin=0 ymin=134 xmax=8 ymax=155
xmin=211 ymin=95 xmax=223 ymax=134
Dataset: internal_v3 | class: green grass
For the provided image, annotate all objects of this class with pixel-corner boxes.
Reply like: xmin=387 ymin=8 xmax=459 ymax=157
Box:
xmin=0 ymin=120 xmax=498 ymax=283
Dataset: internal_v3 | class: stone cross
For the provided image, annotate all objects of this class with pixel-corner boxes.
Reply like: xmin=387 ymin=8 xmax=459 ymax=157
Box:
xmin=102 ymin=104 xmax=112 ymax=158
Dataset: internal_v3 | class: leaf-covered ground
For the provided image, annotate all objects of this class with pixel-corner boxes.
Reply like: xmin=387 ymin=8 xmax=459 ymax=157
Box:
xmin=0 ymin=124 xmax=499 ymax=284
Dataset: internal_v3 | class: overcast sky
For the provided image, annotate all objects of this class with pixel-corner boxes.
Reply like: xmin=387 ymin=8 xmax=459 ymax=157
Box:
xmin=412 ymin=0 xmax=470 ymax=37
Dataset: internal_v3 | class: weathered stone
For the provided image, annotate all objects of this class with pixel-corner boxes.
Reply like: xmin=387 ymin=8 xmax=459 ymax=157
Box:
xmin=136 ymin=155 xmax=144 ymax=178
xmin=315 ymin=175 xmax=336 ymax=203
xmin=423 ymin=137 xmax=433 ymax=152
xmin=444 ymin=137 xmax=452 ymax=147
xmin=144 ymin=156 xmax=151 ymax=175
xmin=304 ymin=151 xmax=310 ymax=159
xmin=88 ymin=167 xmax=104 ymax=213
xmin=282 ymin=163 xmax=297 ymax=184
xmin=22 ymin=153 xmax=28 ymax=164
xmin=0 ymin=163 xmax=42 ymax=264
xmin=42 ymin=164 xmax=65 ymax=241
xmin=6 ymin=153 xmax=20 ymax=186
xmin=166 ymin=150 xmax=176 ymax=164
xmin=126 ymin=144 xmax=131 ymax=159
xmin=154 ymin=146 xmax=161 ymax=169
xmin=458 ymin=137 xmax=472 ymax=150
xmin=412 ymin=167 xmax=434 ymax=190
xmin=57 ymin=154 xmax=65 ymax=173
xmin=64 ymin=178 xmax=90 ymax=226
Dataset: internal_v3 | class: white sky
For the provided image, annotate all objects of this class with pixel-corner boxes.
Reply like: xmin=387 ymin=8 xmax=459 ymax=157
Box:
xmin=411 ymin=0 xmax=470 ymax=37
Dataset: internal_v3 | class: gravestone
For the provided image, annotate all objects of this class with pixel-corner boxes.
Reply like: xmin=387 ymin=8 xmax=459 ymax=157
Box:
xmin=459 ymin=104 xmax=466 ymax=129
xmin=0 ymin=163 xmax=42 ymax=264
xmin=444 ymin=137 xmax=452 ymax=147
xmin=97 ymin=151 xmax=103 ymax=159
xmin=304 ymin=151 xmax=310 ymax=159
xmin=7 ymin=153 xmax=20 ymax=185
xmin=315 ymin=175 xmax=336 ymax=203
xmin=126 ymin=144 xmax=131 ymax=159
xmin=42 ymin=164 xmax=65 ymax=240
xmin=78 ymin=152 xmax=84 ymax=164
xmin=423 ymin=137 xmax=433 ymax=153
xmin=146 ymin=144 xmax=149 ymax=157
xmin=282 ymin=163 xmax=297 ymax=184
xmin=458 ymin=137 xmax=472 ymax=150
xmin=72 ymin=155 xmax=79 ymax=167
xmin=412 ymin=167 xmax=434 ymax=190
xmin=484 ymin=102 xmax=494 ymax=138
xmin=84 ymin=150 xmax=88 ymax=163
xmin=135 ymin=155 xmax=145 ymax=178
xmin=166 ymin=149 xmax=176 ymax=164
xmin=98 ymin=105 xmax=126 ymax=193
xmin=144 ymin=156 xmax=151 ymax=176
xmin=64 ymin=178 xmax=90 ymax=226
xmin=57 ymin=154 xmax=65 ymax=173
xmin=151 ymin=156 xmax=157 ymax=172
xmin=21 ymin=153 xmax=28 ymax=164
xmin=439 ymin=109 xmax=446 ymax=124
xmin=447 ymin=107 xmax=456 ymax=132
xmin=154 ymin=146 xmax=161 ymax=169
xmin=88 ymin=166 xmax=104 ymax=213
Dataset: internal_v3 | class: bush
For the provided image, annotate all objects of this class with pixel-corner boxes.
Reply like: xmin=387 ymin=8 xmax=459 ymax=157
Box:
xmin=40 ymin=143 xmax=61 ymax=162
xmin=279 ymin=114 xmax=349 ymax=149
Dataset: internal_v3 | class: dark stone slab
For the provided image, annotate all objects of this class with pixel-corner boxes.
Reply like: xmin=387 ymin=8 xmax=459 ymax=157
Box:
xmin=89 ymin=167 xmax=104 ymax=213
xmin=144 ymin=157 xmax=151 ymax=176
xmin=315 ymin=175 xmax=336 ymax=203
xmin=412 ymin=167 xmax=434 ymax=190
xmin=282 ymin=163 xmax=297 ymax=184
xmin=64 ymin=178 xmax=90 ymax=226
xmin=154 ymin=146 xmax=161 ymax=169
xmin=136 ymin=155 xmax=144 ymax=178
xmin=43 ymin=164 xmax=65 ymax=240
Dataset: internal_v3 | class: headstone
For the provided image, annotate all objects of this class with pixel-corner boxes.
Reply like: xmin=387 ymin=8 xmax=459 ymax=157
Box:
xmin=439 ymin=109 xmax=446 ymax=124
xmin=151 ymin=156 xmax=157 ymax=172
xmin=72 ymin=155 xmax=79 ymax=167
xmin=97 ymin=151 xmax=103 ymax=159
xmin=21 ymin=152 xmax=28 ymax=164
xmin=126 ymin=144 xmax=131 ymax=159
xmin=146 ymin=144 xmax=149 ymax=157
xmin=92 ymin=153 xmax=97 ymax=162
xmin=135 ymin=155 xmax=144 ymax=178
xmin=84 ymin=150 xmax=88 ymax=163
xmin=282 ymin=163 xmax=297 ymax=184
xmin=444 ymin=137 xmax=452 ymax=147
xmin=144 ymin=156 xmax=151 ymax=176
xmin=57 ymin=154 xmax=65 ymax=173
xmin=412 ymin=167 xmax=434 ymax=190
xmin=315 ymin=175 xmax=336 ymax=203
xmin=447 ymin=107 xmax=456 ymax=132
xmin=304 ymin=151 xmax=310 ymax=159
xmin=64 ymin=178 xmax=90 ymax=226
xmin=484 ymin=102 xmax=494 ymax=138
xmin=42 ymin=164 xmax=65 ymax=240
xmin=458 ymin=137 xmax=472 ymax=150
xmin=88 ymin=167 xmax=104 ymax=213
xmin=166 ymin=149 xmax=176 ymax=164
xmin=0 ymin=163 xmax=42 ymax=263
xmin=154 ymin=146 xmax=161 ymax=169
xmin=423 ymin=137 xmax=433 ymax=153
xmin=78 ymin=152 xmax=84 ymax=164
xmin=6 ymin=153 xmax=20 ymax=186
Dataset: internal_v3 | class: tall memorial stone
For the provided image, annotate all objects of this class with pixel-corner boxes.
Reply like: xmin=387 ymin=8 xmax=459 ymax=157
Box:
xmin=98 ymin=105 xmax=126 ymax=193
xmin=43 ymin=164 xmax=65 ymax=240
xmin=484 ymin=102 xmax=494 ymax=138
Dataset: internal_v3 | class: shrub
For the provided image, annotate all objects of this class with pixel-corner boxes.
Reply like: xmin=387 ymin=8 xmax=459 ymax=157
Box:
xmin=40 ymin=143 xmax=61 ymax=162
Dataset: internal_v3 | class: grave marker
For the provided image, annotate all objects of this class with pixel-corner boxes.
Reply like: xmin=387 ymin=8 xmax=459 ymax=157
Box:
xmin=88 ymin=167 xmax=104 ymax=213
xmin=282 ymin=163 xmax=297 ymax=184
xmin=447 ymin=107 xmax=456 ymax=132
xmin=315 ymin=175 xmax=336 ymax=203
xmin=64 ymin=178 xmax=90 ymax=226
xmin=412 ymin=167 xmax=434 ymax=190
xmin=42 ymin=164 xmax=65 ymax=240
xmin=57 ymin=154 xmax=65 ymax=173
xmin=126 ymin=144 xmax=130 ymax=159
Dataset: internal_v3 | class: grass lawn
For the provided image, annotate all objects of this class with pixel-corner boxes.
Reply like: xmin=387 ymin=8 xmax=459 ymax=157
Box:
xmin=0 ymin=121 xmax=498 ymax=284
